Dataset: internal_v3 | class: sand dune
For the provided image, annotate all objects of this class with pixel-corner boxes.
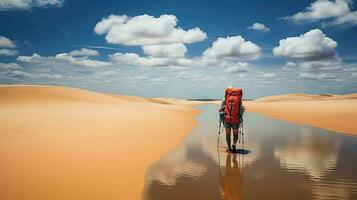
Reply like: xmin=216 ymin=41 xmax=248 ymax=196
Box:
xmin=0 ymin=85 xmax=199 ymax=200
xmin=245 ymin=93 xmax=357 ymax=135
xmin=1 ymin=85 xmax=356 ymax=199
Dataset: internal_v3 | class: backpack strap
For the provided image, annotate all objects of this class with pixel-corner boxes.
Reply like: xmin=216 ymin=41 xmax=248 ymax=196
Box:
xmin=228 ymin=99 xmax=233 ymax=123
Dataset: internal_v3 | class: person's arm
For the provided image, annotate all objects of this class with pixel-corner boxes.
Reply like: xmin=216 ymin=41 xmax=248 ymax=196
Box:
xmin=219 ymin=98 xmax=225 ymax=112
xmin=239 ymin=100 xmax=245 ymax=121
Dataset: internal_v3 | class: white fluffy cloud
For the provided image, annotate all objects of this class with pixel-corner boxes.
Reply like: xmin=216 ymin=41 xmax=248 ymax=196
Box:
xmin=0 ymin=0 xmax=64 ymax=10
xmin=0 ymin=36 xmax=18 ymax=56
xmin=203 ymin=36 xmax=261 ymax=60
xmin=0 ymin=36 xmax=16 ymax=48
xmin=142 ymin=43 xmax=187 ymax=58
xmin=0 ymin=49 xmax=18 ymax=56
xmin=299 ymin=60 xmax=342 ymax=72
xmin=282 ymin=62 xmax=297 ymax=71
xmin=274 ymin=29 xmax=344 ymax=81
xmin=284 ymin=0 xmax=357 ymax=26
xmin=16 ymin=53 xmax=42 ymax=63
xmin=54 ymin=53 xmax=111 ymax=68
xmin=247 ymin=22 xmax=271 ymax=32
xmin=1 ymin=69 xmax=63 ymax=79
xmin=284 ymin=59 xmax=348 ymax=81
xmin=223 ymin=62 xmax=249 ymax=73
xmin=111 ymin=52 xmax=193 ymax=67
xmin=257 ymin=72 xmax=276 ymax=78
xmin=69 ymin=48 xmax=99 ymax=57
xmin=273 ymin=29 xmax=337 ymax=60
xmin=300 ymin=72 xmax=334 ymax=80
xmin=175 ymin=72 xmax=212 ymax=82
xmin=288 ymin=0 xmax=350 ymax=21
xmin=94 ymin=14 xmax=207 ymax=46
xmin=17 ymin=49 xmax=111 ymax=68
xmin=0 ymin=62 xmax=22 ymax=70
xmin=327 ymin=10 xmax=357 ymax=26
xmin=286 ymin=62 xmax=297 ymax=67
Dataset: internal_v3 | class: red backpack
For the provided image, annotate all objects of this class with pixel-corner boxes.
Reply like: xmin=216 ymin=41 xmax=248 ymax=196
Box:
xmin=224 ymin=88 xmax=243 ymax=124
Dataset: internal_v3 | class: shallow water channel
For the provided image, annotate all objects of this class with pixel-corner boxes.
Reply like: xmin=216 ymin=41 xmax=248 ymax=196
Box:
xmin=142 ymin=105 xmax=357 ymax=200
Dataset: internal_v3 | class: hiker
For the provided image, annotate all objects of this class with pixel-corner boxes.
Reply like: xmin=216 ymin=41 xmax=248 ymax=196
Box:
xmin=219 ymin=86 xmax=244 ymax=152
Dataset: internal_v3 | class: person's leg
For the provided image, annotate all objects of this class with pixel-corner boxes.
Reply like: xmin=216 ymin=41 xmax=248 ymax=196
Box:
xmin=233 ymin=128 xmax=239 ymax=145
xmin=225 ymin=127 xmax=232 ymax=151
xmin=231 ymin=126 xmax=239 ymax=152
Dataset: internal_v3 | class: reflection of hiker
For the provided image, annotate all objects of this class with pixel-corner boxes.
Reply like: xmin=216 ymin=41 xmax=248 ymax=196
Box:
xmin=219 ymin=86 xmax=244 ymax=152
xmin=220 ymin=153 xmax=242 ymax=200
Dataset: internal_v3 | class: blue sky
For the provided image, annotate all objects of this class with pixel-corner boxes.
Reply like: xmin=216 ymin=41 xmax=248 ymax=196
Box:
xmin=0 ymin=0 xmax=356 ymax=98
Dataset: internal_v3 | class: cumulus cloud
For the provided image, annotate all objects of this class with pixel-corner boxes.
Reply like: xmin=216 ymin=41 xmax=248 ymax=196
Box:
xmin=111 ymin=52 xmax=193 ymax=67
xmin=0 ymin=62 xmax=22 ymax=70
xmin=16 ymin=53 xmax=43 ymax=63
xmin=0 ymin=36 xmax=18 ymax=56
xmin=284 ymin=0 xmax=357 ymax=26
xmin=96 ymin=70 xmax=118 ymax=77
xmin=282 ymin=61 xmax=297 ymax=71
xmin=257 ymin=72 xmax=277 ymax=78
xmin=287 ymin=59 xmax=351 ymax=81
xmin=94 ymin=14 xmax=207 ymax=46
xmin=223 ymin=62 xmax=249 ymax=73
xmin=3 ymin=70 xmax=36 ymax=78
xmin=299 ymin=60 xmax=342 ymax=72
xmin=273 ymin=29 xmax=337 ymax=60
xmin=0 ymin=0 xmax=64 ymax=11
xmin=287 ymin=0 xmax=350 ymax=21
xmin=203 ymin=36 xmax=261 ymax=60
xmin=0 ymin=49 xmax=18 ymax=56
xmin=0 ymin=36 xmax=16 ymax=48
xmin=68 ymin=48 xmax=99 ymax=57
xmin=1 ymin=69 xmax=63 ymax=79
xmin=247 ymin=22 xmax=271 ymax=32
xmin=327 ymin=10 xmax=357 ymax=26
xmin=300 ymin=72 xmax=334 ymax=80
xmin=55 ymin=53 xmax=111 ymax=68
xmin=151 ymin=76 xmax=169 ymax=84
xmin=175 ymin=72 xmax=212 ymax=82
xmin=142 ymin=43 xmax=187 ymax=58
xmin=17 ymin=49 xmax=111 ymax=68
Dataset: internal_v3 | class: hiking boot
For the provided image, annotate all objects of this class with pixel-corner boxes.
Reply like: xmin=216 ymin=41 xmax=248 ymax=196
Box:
xmin=232 ymin=144 xmax=236 ymax=152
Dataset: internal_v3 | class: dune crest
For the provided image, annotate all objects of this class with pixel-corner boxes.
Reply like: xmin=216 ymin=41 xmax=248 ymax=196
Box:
xmin=0 ymin=85 xmax=199 ymax=200
xmin=245 ymin=93 xmax=357 ymax=135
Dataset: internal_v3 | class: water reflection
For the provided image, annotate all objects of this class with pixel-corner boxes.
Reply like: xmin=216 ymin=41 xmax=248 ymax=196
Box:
xmin=142 ymin=105 xmax=357 ymax=200
xmin=274 ymin=127 xmax=341 ymax=179
xmin=219 ymin=153 xmax=242 ymax=200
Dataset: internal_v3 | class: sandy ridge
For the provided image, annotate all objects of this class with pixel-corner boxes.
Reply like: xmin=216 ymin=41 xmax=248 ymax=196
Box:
xmin=245 ymin=93 xmax=357 ymax=135
xmin=0 ymin=85 xmax=199 ymax=200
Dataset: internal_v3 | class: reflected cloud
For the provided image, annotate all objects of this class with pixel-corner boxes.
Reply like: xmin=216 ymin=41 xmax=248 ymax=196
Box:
xmin=143 ymin=107 xmax=357 ymax=200
xmin=144 ymin=142 xmax=207 ymax=186
xmin=274 ymin=127 xmax=341 ymax=179
xmin=307 ymin=178 xmax=357 ymax=200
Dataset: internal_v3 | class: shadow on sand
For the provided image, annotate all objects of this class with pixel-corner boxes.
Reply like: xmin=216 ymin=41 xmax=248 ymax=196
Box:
xmin=231 ymin=148 xmax=250 ymax=155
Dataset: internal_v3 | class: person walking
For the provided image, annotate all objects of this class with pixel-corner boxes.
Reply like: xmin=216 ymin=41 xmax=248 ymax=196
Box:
xmin=219 ymin=86 xmax=244 ymax=152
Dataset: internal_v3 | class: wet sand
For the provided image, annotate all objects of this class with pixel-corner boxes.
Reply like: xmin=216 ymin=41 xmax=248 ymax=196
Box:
xmin=143 ymin=105 xmax=357 ymax=200
xmin=0 ymin=85 xmax=199 ymax=200
xmin=244 ymin=93 xmax=357 ymax=135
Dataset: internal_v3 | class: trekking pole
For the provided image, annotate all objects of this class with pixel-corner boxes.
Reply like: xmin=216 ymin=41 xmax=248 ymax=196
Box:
xmin=242 ymin=120 xmax=244 ymax=144
xmin=216 ymin=119 xmax=222 ymax=147
xmin=238 ymin=122 xmax=241 ymax=144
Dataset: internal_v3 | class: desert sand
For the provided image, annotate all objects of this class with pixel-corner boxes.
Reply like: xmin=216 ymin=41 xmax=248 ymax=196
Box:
xmin=0 ymin=85 xmax=200 ymax=200
xmin=244 ymin=93 xmax=357 ymax=135
xmin=1 ymin=85 xmax=356 ymax=200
